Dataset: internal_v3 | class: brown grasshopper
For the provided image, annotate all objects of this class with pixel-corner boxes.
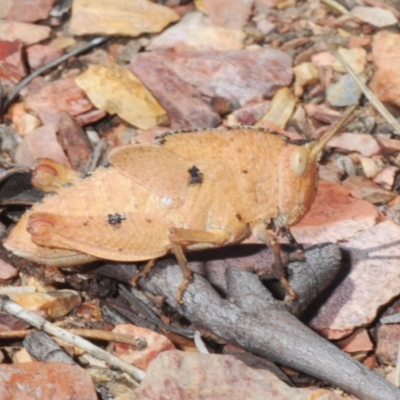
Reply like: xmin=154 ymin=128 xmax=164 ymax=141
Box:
xmin=4 ymin=106 xmax=356 ymax=303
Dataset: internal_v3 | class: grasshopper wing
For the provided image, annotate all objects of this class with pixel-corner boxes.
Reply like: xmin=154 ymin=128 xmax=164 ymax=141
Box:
xmin=27 ymin=211 xmax=172 ymax=262
xmin=109 ymin=144 xmax=195 ymax=200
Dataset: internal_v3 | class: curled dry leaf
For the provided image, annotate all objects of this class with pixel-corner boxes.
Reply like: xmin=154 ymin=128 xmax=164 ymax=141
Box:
xmin=75 ymin=62 xmax=169 ymax=130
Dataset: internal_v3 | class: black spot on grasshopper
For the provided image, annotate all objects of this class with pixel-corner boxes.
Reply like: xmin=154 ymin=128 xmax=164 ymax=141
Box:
xmin=188 ymin=165 xmax=203 ymax=184
xmin=62 ymin=182 xmax=74 ymax=188
xmin=107 ymin=213 xmax=127 ymax=226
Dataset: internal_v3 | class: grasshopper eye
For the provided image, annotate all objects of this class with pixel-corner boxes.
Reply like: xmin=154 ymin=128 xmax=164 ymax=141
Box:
xmin=291 ymin=147 xmax=308 ymax=176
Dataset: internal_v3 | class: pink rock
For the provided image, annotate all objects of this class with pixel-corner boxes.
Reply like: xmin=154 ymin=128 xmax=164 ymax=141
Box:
xmin=350 ymin=6 xmax=397 ymax=28
xmin=134 ymin=350 xmax=344 ymax=400
xmin=129 ymin=55 xmax=220 ymax=129
xmin=0 ymin=0 xmax=12 ymax=19
xmin=376 ymin=324 xmax=400 ymax=366
xmin=69 ymin=0 xmax=179 ymax=37
xmin=318 ymin=160 xmax=342 ymax=183
xmin=342 ymin=175 xmax=396 ymax=204
xmin=310 ymin=220 xmax=400 ymax=339
xmin=25 ymin=77 xmax=94 ymax=118
xmin=23 ymin=76 xmax=48 ymax=95
xmin=147 ymin=12 xmax=245 ymax=52
xmin=172 ymin=3 xmax=196 ymax=17
xmin=311 ymin=51 xmax=335 ymax=68
xmin=336 ymin=328 xmax=374 ymax=353
xmin=6 ymin=0 xmax=55 ymax=23
xmin=255 ymin=0 xmax=279 ymax=8
xmin=327 ymin=133 xmax=381 ymax=157
xmin=203 ymin=0 xmax=254 ymax=30
xmin=0 ymin=313 xmax=31 ymax=331
xmin=0 ymin=22 xmax=51 ymax=46
xmin=7 ymin=102 xmax=41 ymax=136
xmin=99 ymin=119 xmax=136 ymax=147
xmin=370 ymin=31 xmax=400 ymax=107
xmin=363 ymin=354 xmax=379 ymax=369
xmin=0 ymin=362 xmax=97 ymax=399
xmin=133 ymin=127 xmax=172 ymax=144
xmin=26 ymin=44 xmax=63 ymax=70
xmin=230 ymin=101 xmax=271 ymax=125
xmin=0 ymin=259 xmax=18 ymax=281
xmin=375 ymin=135 xmax=400 ymax=153
xmin=373 ymin=166 xmax=399 ymax=191
xmin=57 ymin=113 xmax=92 ymax=172
xmin=108 ymin=324 xmax=175 ymax=370
xmin=76 ymin=109 xmax=107 ymax=126
xmin=349 ymin=36 xmax=371 ymax=48
xmin=15 ymin=123 xmax=70 ymax=167
xmin=255 ymin=18 xmax=276 ymax=35
xmin=132 ymin=48 xmax=293 ymax=107
xmin=35 ymin=108 xmax=63 ymax=126
xmin=292 ymin=181 xmax=378 ymax=245
xmin=79 ymin=48 xmax=109 ymax=65
xmin=0 ymin=40 xmax=26 ymax=89
xmin=304 ymin=103 xmax=341 ymax=124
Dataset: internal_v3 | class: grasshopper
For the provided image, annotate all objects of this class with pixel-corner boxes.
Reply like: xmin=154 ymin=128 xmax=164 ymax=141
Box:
xmin=4 ymin=106 xmax=356 ymax=303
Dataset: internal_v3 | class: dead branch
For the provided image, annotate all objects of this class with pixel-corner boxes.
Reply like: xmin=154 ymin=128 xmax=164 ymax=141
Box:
xmin=139 ymin=243 xmax=400 ymax=400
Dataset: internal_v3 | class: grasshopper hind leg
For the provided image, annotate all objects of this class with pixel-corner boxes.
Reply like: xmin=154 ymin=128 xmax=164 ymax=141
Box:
xmin=170 ymin=243 xmax=193 ymax=305
xmin=129 ymin=249 xmax=192 ymax=305
xmin=283 ymin=228 xmax=303 ymax=253
xmin=282 ymin=228 xmax=306 ymax=264
xmin=169 ymin=227 xmax=231 ymax=304
xmin=130 ymin=259 xmax=157 ymax=287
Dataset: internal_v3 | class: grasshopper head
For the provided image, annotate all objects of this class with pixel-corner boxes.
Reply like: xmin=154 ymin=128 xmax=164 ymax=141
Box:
xmin=275 ymin=139 xmax=320 ymax=228
xmin=274 ymin=105 xmax=357 ymax=229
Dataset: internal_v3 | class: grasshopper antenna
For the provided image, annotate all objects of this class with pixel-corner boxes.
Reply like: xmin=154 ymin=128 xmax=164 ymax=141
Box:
xmin=311 ymin=104 xmax=358 ymax=157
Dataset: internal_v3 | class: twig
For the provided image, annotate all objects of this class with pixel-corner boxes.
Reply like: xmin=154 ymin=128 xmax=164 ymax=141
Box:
xmin=85 ymin=139 xmax=109 ymax=172
xmin=140 ymin=245 xmax=400 ymax=400
xmin=0 ymin=296 xmax=145 ymax=383
xmin=68 ymin=328 xmax=147 ymax=348
xmin=194 ymin=330 xmax=209 ymax=354
xmin=50 ymin=0 xmax=72 ymax=17
xmin=1 ymin=36 xmax=109 ymax=114
xmin=396 ymin=340 xmax=400 ymax=387
xmin=0 ymin=328 xmax=147 ymax=348
xmin=0 ymin=286 xmax=36 ymax=295
xmin=321 ymin=0 xmax=349 ymax=15
xmin=118 ymin=283 xmax=195 ymax=338
xmin=333 ymin=50 xmax=400 ymax=136
xmin=0 ymin=329 xmax=32 ymax=339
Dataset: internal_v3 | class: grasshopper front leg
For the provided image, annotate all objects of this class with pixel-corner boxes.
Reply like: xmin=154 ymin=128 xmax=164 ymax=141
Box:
xmin=251 ymin=221 xmax=298 ymax=301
